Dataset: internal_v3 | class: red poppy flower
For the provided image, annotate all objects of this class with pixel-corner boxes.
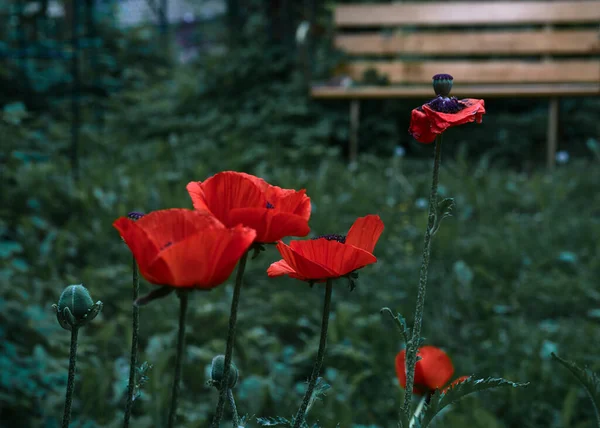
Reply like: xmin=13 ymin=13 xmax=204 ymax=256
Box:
xmin=395 ymin=346 xmax=457 ymax=395
xmin=409 ymin=97 xmax=486 ymax=144
xmin=267 ymin=215 xmax=384 ymax=281
xmin=186 ymin=171 xmax=311 ymax=243
xmin=113 ymin=209 xmax=256 ymax=288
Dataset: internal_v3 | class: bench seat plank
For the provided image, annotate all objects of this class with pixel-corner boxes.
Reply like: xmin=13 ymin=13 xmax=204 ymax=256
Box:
xmin=311 ymin=83 xmax=600 ymax=99
xmin=344 ymin=60 xmax=600 ymax=83
xmin=335 ymin=1 xmax=600 ymax=27
xmin=335 ymin=30 xmax=600 ymax=56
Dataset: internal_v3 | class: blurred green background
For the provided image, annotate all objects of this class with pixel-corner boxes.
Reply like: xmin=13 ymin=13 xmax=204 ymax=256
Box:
xmin=1 ymin=0 xmax=599 ymax=427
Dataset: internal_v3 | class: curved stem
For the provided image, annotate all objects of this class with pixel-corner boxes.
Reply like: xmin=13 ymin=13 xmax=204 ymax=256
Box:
xmin=167 ymin=291 xmax=189 ymax=428
xmin=409 ymin=395 xmax=427 ymax=428
xmin=227 ymin=389 xmax=240 ymax=427
xmin=401 ymin=135 xmax=443 ymax=421
xmin=62 ymin=326 xmax=80 ymax=428
xmin=292 ymin=279 xmax=334 ymax=428
xmin=212 ymin=251 xmax=249 ymax=428
xmin=123 ymin=257 xmax=140 ymax=427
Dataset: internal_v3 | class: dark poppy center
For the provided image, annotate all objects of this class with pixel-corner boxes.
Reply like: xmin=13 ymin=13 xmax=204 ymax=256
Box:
xmin=266 ymin=202 xmax=274 ymax=209
xmin=313 ymin=234 xmax=346 ymax=244
xmin=427 ymin=96 xmax=464 ymax=114
xmin=127 ymin=211 xmax=145 ymax=220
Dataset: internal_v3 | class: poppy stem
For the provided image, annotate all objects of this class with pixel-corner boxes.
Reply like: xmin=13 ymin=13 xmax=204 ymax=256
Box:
xmin=401 ymin=135 xmax=443 ymax=422
xmin=61 ymin=326 xmax=79 ymax=428
xmin=227 ymin=389 xmax=240 ymax=427
xmin=212 ymin=250 xmax=249 ymax=428
xmin=167 ymin=290 xmax=189 ymax=428
xmin=292 ymin=278 xmax=334 ymax=428
xmin=123 ymin=257 xmax=140 ymax=428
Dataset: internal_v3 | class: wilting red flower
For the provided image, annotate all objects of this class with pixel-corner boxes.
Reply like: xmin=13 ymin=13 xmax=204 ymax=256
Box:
xmin=113 ymin=209 xmax=256 ymax=288
xmin=409 ymin=97 xmax=485 ymax=144
xmin=267 ymin=215 xmax=384 ymax=281
xmin=186 ymin=172 xmax=311 ymax=243
xmin=395 ymin=346 xmax=462 ymax=395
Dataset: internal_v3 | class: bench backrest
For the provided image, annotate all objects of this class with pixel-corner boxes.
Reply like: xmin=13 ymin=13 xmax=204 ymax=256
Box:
xmin=333 ymin=1 xmax=600 ymax=86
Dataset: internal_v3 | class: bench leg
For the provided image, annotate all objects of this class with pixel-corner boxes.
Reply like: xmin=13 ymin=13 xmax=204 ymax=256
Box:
xmin=349 ymin=99 xmax=360 ymax=163
xmin=546 ymin=97 xmax=559 ymax=170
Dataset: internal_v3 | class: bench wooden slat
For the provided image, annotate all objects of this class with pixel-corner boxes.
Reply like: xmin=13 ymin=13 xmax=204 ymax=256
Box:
xmin=311 ymin=83 xmax=600 ymax=99
xmin=344 ymin=60 xmax=600 ymax=83
xmin=335 ymin=30 xmax=600 ymax=56
xmin=335 ymin=1 xmax=600 ymax=27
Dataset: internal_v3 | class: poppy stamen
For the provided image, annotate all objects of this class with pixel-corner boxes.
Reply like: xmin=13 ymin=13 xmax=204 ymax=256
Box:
xmin=266 ymin=202 xmax=275 ymax=209
xmin=127 ymin=211 xmax=145 ymax=220
xmin=427 ymin=96 xmax=464 ymax=114
xmin=313 ymin=234 xmax=346 ymax=244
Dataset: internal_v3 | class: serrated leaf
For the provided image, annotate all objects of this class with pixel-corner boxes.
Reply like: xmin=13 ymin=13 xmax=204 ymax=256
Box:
xmin=551 ymin=353 xmax=600 ymax=425
xmin=256 ymin=416 xmax=292 ymax=426
xmin=431 ymin=198 xmax=454 ymax=236
xmin=418 ymin=377 xmax=529 ymax=428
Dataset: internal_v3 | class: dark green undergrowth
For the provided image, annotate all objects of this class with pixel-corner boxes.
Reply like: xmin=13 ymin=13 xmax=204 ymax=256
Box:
xmin=2 ymin=101 xmax=600 ymax=427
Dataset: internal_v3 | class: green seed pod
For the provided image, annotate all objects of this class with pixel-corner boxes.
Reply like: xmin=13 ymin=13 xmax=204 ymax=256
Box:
xmin=53 ymin=284 xmax=103 ymax=331
xmin=210 ymin=355 xmax=238 ymax=389
xmin=432 ymin=73 xmax=453 ymax=97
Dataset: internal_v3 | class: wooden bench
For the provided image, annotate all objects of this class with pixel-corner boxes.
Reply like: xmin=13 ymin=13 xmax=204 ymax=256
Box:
xmin=310 ymin=1 xmax=600 ymax=168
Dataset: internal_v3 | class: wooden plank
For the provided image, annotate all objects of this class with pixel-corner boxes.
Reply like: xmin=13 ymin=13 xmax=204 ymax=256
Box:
xmin=344 ymin=60 xmax=600 ymax=83
xmin=335 ymin=30 xmax=600 ymax=56
xmin=335 ymin=1 xmax=600 ymax=27
xmin=310 ymin=83 xmax=600 ymax=99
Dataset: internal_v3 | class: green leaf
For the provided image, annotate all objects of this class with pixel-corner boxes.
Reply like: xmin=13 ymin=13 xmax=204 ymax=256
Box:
xmin=551 ymin=353 xmax=600 ymax=425
xmin=418 ymin=377 xmax=529 ymax=428
xmin=431 ymin=198 xmax=455 ymax=236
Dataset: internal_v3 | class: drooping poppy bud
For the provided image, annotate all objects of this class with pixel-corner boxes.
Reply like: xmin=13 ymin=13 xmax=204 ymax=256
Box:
xmin=210 ymin=355 xmax=239 ymax=389
xmin=53 ymin=284 xmax=103 ymax=331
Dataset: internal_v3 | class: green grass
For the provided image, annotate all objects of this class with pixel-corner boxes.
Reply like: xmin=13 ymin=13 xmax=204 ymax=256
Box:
xmin=2 ymin=117 xmax=600 ymax=427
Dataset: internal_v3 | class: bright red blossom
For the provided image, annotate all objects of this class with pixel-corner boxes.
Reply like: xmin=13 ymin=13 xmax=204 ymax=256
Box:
xmin=409 ymin=98 xmax=486 ymax=144
xmin=395 ymin=346 xmax=465 ymax=395
xmin=186 ymin=171 xmax=311 ymax=243
xmin=113 ymin=209 xmax=256 ymax=288
xmin=267 ymin=215 xmax=384 ymax=281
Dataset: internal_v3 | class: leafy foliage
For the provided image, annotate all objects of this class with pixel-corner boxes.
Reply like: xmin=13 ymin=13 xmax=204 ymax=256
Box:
xmin=551 ymin=353 xmax=600 ymax=425
xmin=416 ymin=377 xmax=529 ymax=428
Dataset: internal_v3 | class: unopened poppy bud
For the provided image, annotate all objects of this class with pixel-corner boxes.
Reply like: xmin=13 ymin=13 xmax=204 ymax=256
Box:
xmin=432 ymin=74 xmax=453 ymax=97
xmin=210 ymin=355 xmax=238 ymax=388
xmin=53 ymin=284 xmax=103 ymax=331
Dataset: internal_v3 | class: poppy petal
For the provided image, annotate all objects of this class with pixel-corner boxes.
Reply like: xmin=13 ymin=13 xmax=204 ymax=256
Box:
xmin=274 ymin=241 xmax=336 ymax=279
xmin=229 ymin=208 xmax=310 ymax=243
xmin=424 ymin=99 xmax=486 ymax=134
xmin=267 ymin=259 xmax=299 ymax=277
xmin=275 ymin=189 xmax=311 ymax=220
xmin=147 ymin=224 xmax=256 ymax=288
xmin=290 ymin=239 xmax=376 ymax=277
xmin=345 ymin=215 xmax=384 ymax=254
xmin=409 ymin=108 xmax=438 ymax=144
xmin=186 ymin=172 xmax=266 ymax=227
xmin=113 ymin=217 xmax=162 ymax=284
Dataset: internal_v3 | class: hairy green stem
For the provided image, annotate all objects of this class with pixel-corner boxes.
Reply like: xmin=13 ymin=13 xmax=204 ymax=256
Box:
xmin=292 ymin=279 xmax=334 ymax=428
xmin=123 ymin=257 xmax=140 ymax=427
xmin=401 ymin=135 xmax=443 ymax=421
xmin=167 ymin=291 xmax=189 ymax=428
xmin=212 ymin=251 xmax=249 ymax=428
xmin=62 ymin=326 xmax=80 ymax=428
xmin=227 ymin=389 xmax=240 ymax=427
